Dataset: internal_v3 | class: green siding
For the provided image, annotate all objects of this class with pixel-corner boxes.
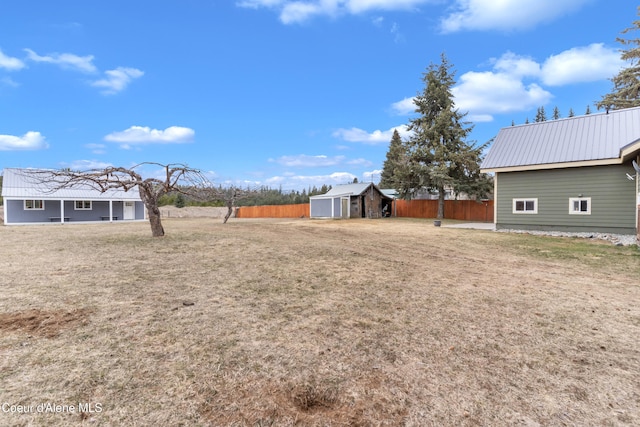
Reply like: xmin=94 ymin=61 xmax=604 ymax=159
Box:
xmin=496 ymin=164 xmax=638 ymax=234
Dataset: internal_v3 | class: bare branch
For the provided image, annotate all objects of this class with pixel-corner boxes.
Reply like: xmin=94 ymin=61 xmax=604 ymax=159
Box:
xmin=25 ymin=163 xmax=210 ymax=237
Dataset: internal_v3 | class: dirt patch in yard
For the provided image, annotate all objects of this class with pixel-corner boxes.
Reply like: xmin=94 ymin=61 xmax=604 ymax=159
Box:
xmin=0 ymin=308 xmax=91 ymax=338
xmin=0 ymin=217 xmax=638 ymax=426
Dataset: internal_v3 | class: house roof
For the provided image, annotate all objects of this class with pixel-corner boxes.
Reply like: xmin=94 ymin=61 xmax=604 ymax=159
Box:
xmin=481 ymin=106 xmax=640 ymax=173
xmin=310 ymin=183 xmax=392 ymax=199
xmin=1 ymin=168 xmax=142 ymax=200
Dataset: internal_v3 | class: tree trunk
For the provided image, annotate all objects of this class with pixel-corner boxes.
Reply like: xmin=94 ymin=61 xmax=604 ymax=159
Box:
xmin=223 ymin=202 xmax=233 ymax=224
xmin=147 ymin=205 xmax=165 ymax=237
xmin=437 ymin=186 xmax=445 ymax=219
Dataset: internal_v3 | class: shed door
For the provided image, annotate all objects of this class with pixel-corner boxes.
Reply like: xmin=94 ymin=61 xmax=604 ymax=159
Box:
xmin=341 ymin=198 xmax=349 ymax=218
xmin=123 ymin=201 xmax=135 ymax=220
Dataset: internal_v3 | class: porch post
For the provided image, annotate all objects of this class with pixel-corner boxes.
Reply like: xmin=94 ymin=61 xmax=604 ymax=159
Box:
xmin=60 ymin=199 xmax=65 ymax=224
xmin=109 ymin=200 xmax=113 ymax=222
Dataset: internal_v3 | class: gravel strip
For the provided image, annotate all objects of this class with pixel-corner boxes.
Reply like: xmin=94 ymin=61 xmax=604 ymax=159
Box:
xmin=497 ymin=229 xmax=639 ymax=246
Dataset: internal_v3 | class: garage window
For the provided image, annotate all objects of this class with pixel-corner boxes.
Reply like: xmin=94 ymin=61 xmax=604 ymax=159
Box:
xmin=513 ymin=198 xmax=538 ymax=214
xmin=569 ymin=197 xmax=591 ymax=215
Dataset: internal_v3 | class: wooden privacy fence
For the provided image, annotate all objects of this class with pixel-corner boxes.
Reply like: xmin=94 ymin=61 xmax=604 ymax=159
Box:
xmin=235 ymin=203 xmax=310 ymax=219
xmin=236 ymin=200 xmax=493 ymax=222
xmin=395 ymin=199 xmax=494 ymax=222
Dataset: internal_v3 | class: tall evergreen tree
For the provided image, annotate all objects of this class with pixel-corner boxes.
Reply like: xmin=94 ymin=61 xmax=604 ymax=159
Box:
xmin=585 ymin=105 xmax=592 ymax=115
xmin=568 ymin=108 xmax=575 ymax=117
xmin=379 ymin=129 xmax=405 ymax=189
xmin=535 ymin=106 xmax=547 ymax=122
xmin=552 ymin=106 xmax=561 ymax=120
xmin=597 ymin=7 xmax=640 ymax=110
xmin=398 ymin=53 xmax=489 ymax=219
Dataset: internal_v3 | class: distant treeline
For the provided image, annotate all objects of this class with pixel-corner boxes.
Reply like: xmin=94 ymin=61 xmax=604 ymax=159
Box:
xmin=158 ymin=184 xmax=333 ymax=207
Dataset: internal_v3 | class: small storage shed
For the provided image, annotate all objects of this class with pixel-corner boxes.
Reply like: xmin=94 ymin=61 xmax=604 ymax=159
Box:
xmin=2 ymin=168 xmax=145 ymax=225
xmin=310 ymin=183 xmax=393 ymax=219
xmin=481 ymin=106 xmax=640 ymax=236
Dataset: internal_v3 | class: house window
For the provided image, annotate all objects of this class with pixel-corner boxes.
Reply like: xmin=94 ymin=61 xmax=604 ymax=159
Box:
xmin=74 ymin=200 xmax=92 ymax=210
xmin=24 ymin=200 xmax=44 ymax=210
xmin=512 ymin=198 xmax=538 ymax=214
xmin=569 ymin=197 xmax=591 ymax=215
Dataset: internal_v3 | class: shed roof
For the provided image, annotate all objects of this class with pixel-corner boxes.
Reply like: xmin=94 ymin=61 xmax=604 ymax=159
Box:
xmin=1 ymin=168 xmax=142 ymax=200
xmin=310 ymin=183 xmax=392 ymax=199
xmin=481 ymin=106 xmax=640 ymax=172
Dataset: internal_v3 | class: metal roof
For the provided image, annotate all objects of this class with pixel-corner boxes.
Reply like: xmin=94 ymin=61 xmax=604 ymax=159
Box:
xmin=1 ymin=168 xmax=142 ymax=200
xmin=310 ymin=182 xmax=392 ymax=199
xmin=481 ymin=106 xmax=640 ymax=172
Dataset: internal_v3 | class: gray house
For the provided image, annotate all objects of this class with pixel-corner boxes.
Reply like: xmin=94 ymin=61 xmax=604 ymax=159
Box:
xmin=481 ymin=106 xmax=640 ymax=236
xmin=2 ymin=168 xmax=145 ymax=225
xmin=310 ymin=183 xmax=393 ymax=219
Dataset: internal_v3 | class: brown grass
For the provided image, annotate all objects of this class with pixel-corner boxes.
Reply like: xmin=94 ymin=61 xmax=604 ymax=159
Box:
xmin=0 ymin=218 xmax=639 ymax=426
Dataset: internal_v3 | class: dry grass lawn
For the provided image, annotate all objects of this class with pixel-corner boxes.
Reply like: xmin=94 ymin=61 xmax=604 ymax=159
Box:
xmin=0 ymin=217 xmax=639 ymax=426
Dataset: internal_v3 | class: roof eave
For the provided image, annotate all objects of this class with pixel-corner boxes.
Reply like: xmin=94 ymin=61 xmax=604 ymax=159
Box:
xmin=481 ymin=157 xmax=622 ymax=174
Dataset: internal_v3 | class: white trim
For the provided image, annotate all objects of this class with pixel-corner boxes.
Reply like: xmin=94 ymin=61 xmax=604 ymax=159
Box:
xmin=512 ymin=198 xmax=538 ymax=214
xmin=24 ymin=199 xmax=44 ymax=210
xmin=569 ymin=197 xmax=591 ymax=215
xmin=482 ymin=157 xmax=621 ymax=174
xmin=74 ymin=200 xmax=92 ymax=210
xmin=493 ymin=173 xmax=498 ymax=224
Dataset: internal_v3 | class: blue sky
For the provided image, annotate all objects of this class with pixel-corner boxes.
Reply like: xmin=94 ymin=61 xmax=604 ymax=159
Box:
xmin=0 ymin=0 xmax=635 ymax=190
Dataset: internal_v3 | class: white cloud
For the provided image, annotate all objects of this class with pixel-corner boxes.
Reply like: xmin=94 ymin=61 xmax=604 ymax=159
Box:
xmin=362 ymin=169 xmax=382 ymax=181
xmin=332 ymin=125 xmax=409 ymax=144
xmin=271 ymin=154 xmax=346 ymax=167
xmin=65 ymin=159 xmax=113 ymax=170
xmin=346 ymin=0 xmax=428 ymax=13
xmin=492 ymin=52 xmax=541 ymax=78
xmin=237 ymin=0 xmax=286 ymax=8
xmin=104 ymin=126 xmax=195 ymax=145
xmin=24 ymin=48 xmax=97 ymax=73
xmin=238 ymin=0 xmax=432 ymax=24
xmin=540 ymin=43 xmax=623 ymax=86
xmin=0 ymin=131 xmax=48 ymax=151
xmin=347 ymin=158 xmax=373 ymax=167
xmin=0 ymin=49 xmax=25 ymax=71
xmin=391 ymin=97 xmax=415 ymax=115
xmin=452 ymin=71 xmax=552 ymax=116
xmin=440 ymin=0 xmax=591 ymax=33
xmin=280 ymin=1 xmax=331 ymax=24
xmin=0 ymin=76 xmax=20 ymax=87
xmin=91 ymin=67 xmax=144 ymax=95
xmin=392 ymin=44 xmax=617 ymax=122
xmin=85 ymin=143 xmax=107 ymax=154
xmin=264 ymin=171 xmax=357 ymax=189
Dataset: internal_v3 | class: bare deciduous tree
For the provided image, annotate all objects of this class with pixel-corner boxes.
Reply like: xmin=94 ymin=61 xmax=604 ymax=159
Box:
xmin=28 ymin=163 xmax=209 ymax=237
xmin=193 ymin=185 xmax=252 ymax=224
xmin=219 ymin=186 xmax=250 ymax=224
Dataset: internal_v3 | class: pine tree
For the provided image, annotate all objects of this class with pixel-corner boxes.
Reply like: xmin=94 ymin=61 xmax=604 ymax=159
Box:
xmin=597 ymin=7 xmax=640 ymax=110
xmin=379 ymin=129 xmax=405 ymax=189
xmin=535 ymin=106 xmax=547 ymax=122
xmin=174 ymin=193 xmax=186 ymax=208
xmin=585 ymin=105 xmax=592 ymax=115
xmin=399 ymin=53 xmax=489 ymax=219
xmin=552 ymin=106 xmax=561 ymax=120
xmin=568 ymin=108 xmax=575 ymax=117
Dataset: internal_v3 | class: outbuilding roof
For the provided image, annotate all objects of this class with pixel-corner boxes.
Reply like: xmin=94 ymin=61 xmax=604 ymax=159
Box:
xmin=1 ymin=168 xmax=142 ymax=200
xmin=310 ymin=182 xmax=392 ymax=199
xmin=481 ymin=106 xmax=640 ymax=173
